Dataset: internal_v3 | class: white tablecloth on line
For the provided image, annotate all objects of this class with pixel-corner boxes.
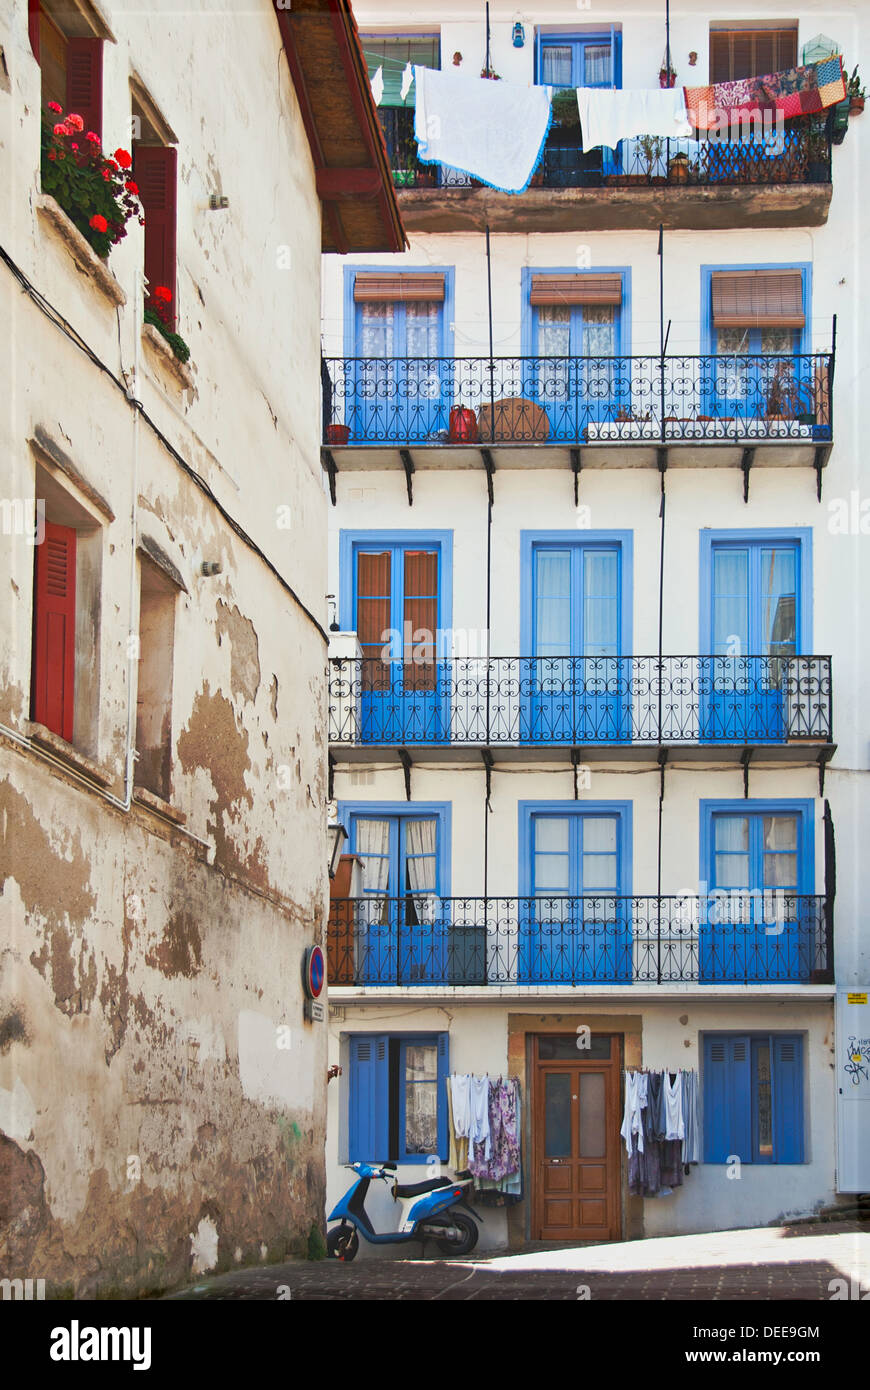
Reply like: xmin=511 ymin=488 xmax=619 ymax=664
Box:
xmin=414 ymin=66 xmax=552 ymax=193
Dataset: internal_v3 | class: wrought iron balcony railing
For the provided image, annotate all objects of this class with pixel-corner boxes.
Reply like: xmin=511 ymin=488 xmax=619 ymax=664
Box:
xmin=380 ymin=119 xmax=832 ymax=191
xmin=327 ymin=894 xmax=832 ymax=986
xmin=321 ymin=352 xmax=833 ymax=448
xmin=328 ymin=655 xmax=832 ymax=747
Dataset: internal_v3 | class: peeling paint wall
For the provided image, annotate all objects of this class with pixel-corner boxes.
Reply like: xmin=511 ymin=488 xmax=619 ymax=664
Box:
xmin=0 ymin=0 xmax=328 ymax=1296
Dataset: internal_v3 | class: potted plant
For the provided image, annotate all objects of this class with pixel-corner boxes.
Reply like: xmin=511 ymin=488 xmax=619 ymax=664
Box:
xmin=847 ymin=64 xmax=865 ymax=114
xmin=638 ymin=134 xmax=666 ymax=183
xmin=144 ymin=285 xmax=191 ymax=364
xmin=325 ymin=423 xmax=351 ymax=445
xmin=806 ymin=127 xmax=830 ymax=181
xmin=765 ymin=362 xmax=813 ymax=423
xmin=40 ymin=104 xmax=142 ymax=259
xmin=668 ymin=150 xmax=690 ymax=184
xmin=659 ymin=61 xmax=677 ymax=89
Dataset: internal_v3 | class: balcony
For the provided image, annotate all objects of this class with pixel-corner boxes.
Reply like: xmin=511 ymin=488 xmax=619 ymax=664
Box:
xmin=321 ymin=352 xmax=834 ymax=495
xmin=327 ymin=893 xmax=832 ymax=988
xmin=328 ymin=655 xmax=833 ymax=768
xmin=380 ymin=118 xmax=833 ymax=232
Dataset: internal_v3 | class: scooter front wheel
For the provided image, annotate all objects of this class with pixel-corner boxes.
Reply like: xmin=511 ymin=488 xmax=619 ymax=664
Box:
xmin=434 ymin=1211 xmax=478 ymax=1257
xmin=326 ymin=1225 xmax=359 ymax=1262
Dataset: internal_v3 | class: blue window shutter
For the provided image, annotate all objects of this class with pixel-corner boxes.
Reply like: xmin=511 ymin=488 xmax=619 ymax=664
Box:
xmin=704 ymin=1035 xmax=751 ymax=1162
xmin=437 ymin=1032 xmax=449 ymax=1162
xmin=772 ymin=1035 xmax=804 ymax=1163
xmin=349 ymin=1035 xmax=389 ymax=1161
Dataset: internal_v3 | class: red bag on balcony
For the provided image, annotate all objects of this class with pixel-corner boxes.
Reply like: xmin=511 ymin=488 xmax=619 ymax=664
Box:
xmin=449 ymin=406 xmax=479 ymax=442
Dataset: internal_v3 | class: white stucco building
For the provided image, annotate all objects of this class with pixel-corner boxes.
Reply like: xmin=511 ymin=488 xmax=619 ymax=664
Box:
xmin=323 ymin=1 xmax=869 ymax=1252
xmin=0 ymin=0 xmax=401 ymax=1294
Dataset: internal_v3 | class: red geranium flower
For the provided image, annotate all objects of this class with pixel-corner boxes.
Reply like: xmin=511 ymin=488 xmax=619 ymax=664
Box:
xmin=102 ymin=169 xmax=112 ymax=180
xmin=86 ymin=131 xmax=101 ymax=144
xmin=48 ymin=102 xmax=63 ymax=114
xmin=48 ymin=152 xmax=56 ymax=161
xmin=89 ymin=214 xmax=108 ymax=232
xmin=67 ymin=113 xmax=84 ymax=131
xmin=124 ymin=180 xmax=139 ymax=195
xmin=113 ymin=148 xmax=133 ymax=169
xmin=52 ymin=123 xmax=67 ymax=136
xmin=154 ymin=285 xmax=173 ymax=302
xmin=71 ymin=143 xmax=79 ymax=151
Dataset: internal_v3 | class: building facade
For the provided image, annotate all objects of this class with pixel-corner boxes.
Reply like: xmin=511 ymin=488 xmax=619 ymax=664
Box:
xmin=324 ymin=1 xmax=870 ymax=1252
xmin=0 ymin=0 xmax=401 ymax=1294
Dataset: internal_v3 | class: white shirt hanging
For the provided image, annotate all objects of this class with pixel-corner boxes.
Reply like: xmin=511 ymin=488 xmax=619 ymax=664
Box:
xmin=370 ymin=66 xmax=384 ymax=106
xmin=400 ymin=62 xmax=414 ymax=102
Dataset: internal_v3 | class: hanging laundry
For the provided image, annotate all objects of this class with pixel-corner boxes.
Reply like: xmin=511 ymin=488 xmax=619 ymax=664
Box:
xmin=684 ymin=56 xmax=846 ymax=130
xmin=620 ymin=1067 xmax=646 ymax=1154
xmin=414 ymin=66 xmax=552 ymax=193
xmin=446 ymin=1076 xmax=469 ymax=1171
xmin=370 ymin=65 xmax=384 ymax=107
xmin=400 ymin=61 xmax=414 ymax=103
xmin=663 ymin=1070 xmax=685 ymax=1141
xmin=470 ymin=1077 xmax=520 ymax=1181
xmin=681 ymin=1068 xmax=700 ymax=1165
xmin=574 ymin=86 xmax=692 ymax=150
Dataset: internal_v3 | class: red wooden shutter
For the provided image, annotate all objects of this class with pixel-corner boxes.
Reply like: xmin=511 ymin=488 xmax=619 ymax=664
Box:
xmin=403 ymin=550 xmax=437 ymax=691
xmin=357 ymin=550 xmax=392 ymax=691
xmin=28 ymin=0 xmax=41 ymax=61
xmin=134 ymin=145 xmax=178 ymax=326
xmin=66 ymin=37 xmax=103 ymax=138
xmin=32 ymin=521 xmax=76 ymax=742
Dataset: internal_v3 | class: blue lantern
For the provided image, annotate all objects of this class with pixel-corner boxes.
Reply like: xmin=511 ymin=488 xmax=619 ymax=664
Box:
xmin=512 ymin=22 xmax=525 ymax=48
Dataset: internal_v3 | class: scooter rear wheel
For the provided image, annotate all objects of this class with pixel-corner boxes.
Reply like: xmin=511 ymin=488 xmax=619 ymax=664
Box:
xmin=434 ymin=1211 xmax=478 ymax=1256
xmin=326 ymin=1225 xmax=359 ymax=1262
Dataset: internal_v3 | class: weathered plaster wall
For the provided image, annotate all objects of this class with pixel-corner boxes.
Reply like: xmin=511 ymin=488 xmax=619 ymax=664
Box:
xmin=0 ymin=0 xmax=329 ymax=1295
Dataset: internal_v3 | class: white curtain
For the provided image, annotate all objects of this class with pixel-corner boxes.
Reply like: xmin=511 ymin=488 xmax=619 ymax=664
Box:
xmin=404 ymin=818 xmax=437 ymax=902
xmin=356 ymin=818 xmax=391 ymax=925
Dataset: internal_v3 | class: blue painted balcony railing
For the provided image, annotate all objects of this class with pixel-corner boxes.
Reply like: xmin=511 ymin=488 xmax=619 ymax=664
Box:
xmin=327 ymin=894 xmax=832 ymax=986
xmin=328 ymin=655 xmax=832 ymax=747
xmin=322 ymin=352 xmax=833 ymax=447
xmin=378 ymin=115 xmax=832 ymax=190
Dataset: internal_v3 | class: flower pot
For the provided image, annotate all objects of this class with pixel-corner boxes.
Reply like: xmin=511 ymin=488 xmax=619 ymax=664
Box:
xmin=850 ymin=95 xmax=865 ymax=115
xmin=325 ymin=424 xmax=350 ymax=445
xmin=449 ymin=406 xmax=479 ymax=443
xmin=668 ymin=159 xmax=689 ymax=184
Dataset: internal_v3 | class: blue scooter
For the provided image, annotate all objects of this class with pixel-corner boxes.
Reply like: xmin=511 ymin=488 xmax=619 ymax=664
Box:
xmin=326 ymin=1161 xmax=480 ymax=1261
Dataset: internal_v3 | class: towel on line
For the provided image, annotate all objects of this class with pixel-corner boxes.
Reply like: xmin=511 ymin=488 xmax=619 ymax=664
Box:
xmin=575 ymin=86 xmax=692 ymax=150
xmin=414 ymin=66 xmax=552 ymax=193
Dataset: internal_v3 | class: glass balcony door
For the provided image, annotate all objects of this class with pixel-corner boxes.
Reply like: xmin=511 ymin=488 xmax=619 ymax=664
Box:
xmin=533 ymin=303 xmax=624 ymax=438
xmin=353 ymin=298 xmax=446 ymax=443
xmin=352 ymin=813 xmax=445 ymax=984
xmin=525 ymin=543 xmax=628 ymax=744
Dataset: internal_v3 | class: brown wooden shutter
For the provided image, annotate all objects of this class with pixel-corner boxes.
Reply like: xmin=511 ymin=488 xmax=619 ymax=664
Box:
xmin=403 ymin=550 xmax=437 ymax=691
xmin=530 ymin=274 xmax=622 ymax=306
xmin=32 ymin=520 xmax=76 ymax=742
xmin=710 ymin=29 xmax=798 ymax=83
xmin=66 ymin=37 xmax=103 ymax=138
xmin=28 ymin=0 xmax=41 ymax=61
xmin=354 ymin=273 xmax=445 ymax=303
xmin=135 ymin=145 xmax=178 ymax=326
xmin=711 ymin=270 xmax=805 ymax=328
xmin=357 ymin=550 xmax=392 ymax=691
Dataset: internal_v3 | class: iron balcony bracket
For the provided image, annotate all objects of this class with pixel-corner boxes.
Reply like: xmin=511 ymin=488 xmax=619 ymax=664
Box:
xmin=741 ymin=446 xmax=755 ymax=503
xmin=397 ymin=748 xmax=412 ymax=801
xmin=818 ymin=746 xmax=834 ymax=797
xmin=481 ymin=748 xmax=494 ymax=810
xmin=322 ymin=448 xmax=338 ymax=506
xmin=570 ymin=447 xmax=582 ymax=507
xmin=480 ymin=448 xmax=496 ymax=506
xmin=328 ymin=751 xmax=335 ymax=801
xmin=814 ymin=444 xmax=831 ymax=502
xmin=741 ymin=746 xmax=753 ymax=799
xmin=399 ymin=448 xmax=415 ymax=506
xmin=571 ymin=746 xmax=585 ymax=800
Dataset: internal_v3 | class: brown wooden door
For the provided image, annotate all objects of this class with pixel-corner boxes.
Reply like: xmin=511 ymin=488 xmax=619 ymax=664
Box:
xmin=532 ymin=1035 xmax=621 ymax=1242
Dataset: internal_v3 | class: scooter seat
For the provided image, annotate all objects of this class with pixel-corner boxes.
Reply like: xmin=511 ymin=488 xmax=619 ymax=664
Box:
xmin=394 ymin=1176 xmax=453 ymax=1199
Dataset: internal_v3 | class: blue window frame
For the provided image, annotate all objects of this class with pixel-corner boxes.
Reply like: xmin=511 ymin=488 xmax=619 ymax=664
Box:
xmin=520 ymin=270 xmax=631 ymax=439
xmin=340 ymin=530 xmax=453 ymax=744
xmin=700 ymin=263 xmax=812 ymax=421
xmin=518 ymin=801 xmax=632 ymax=981
xmin=699 ymin=799 xmax=816 ymax=982
xmin=703 ymin=1033 xmax=804 ymax=1163
xmin=338 ymin=801 xmax=451 ymax=985
xmin=348 ymin=1032 xmax=449 ymax=1164
xmin=535 ymin=31 xmax=622 ymax=88
xmin=343 ymin=267 xmax=455 ymax=444
xmin=519 ymin=531 xmax=632 ymax=743
xmin=699 ymin=529 xmax=812 ymax=744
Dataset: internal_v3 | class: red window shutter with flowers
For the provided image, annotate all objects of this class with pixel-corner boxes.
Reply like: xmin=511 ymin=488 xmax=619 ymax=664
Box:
xmin=28 ymin=0 xmax=41 ymax=61
xmin=32 ymin=521 xmax=76 ymax=743
xmin=65 ymin=37 xmax=103 ymax=140
xmin=135 ymin=145 xmax=178 ymax=328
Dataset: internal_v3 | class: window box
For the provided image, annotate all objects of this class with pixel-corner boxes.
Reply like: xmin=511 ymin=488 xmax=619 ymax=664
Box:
xmin=141 ymin=322 xmax=195 ymax=392
xmin=35 ymin=194 xmax=126 ymax=308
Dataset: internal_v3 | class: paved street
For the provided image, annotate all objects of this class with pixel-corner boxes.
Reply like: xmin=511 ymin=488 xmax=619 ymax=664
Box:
xmin=165 ymin=1219 xmax=869 ymax=1301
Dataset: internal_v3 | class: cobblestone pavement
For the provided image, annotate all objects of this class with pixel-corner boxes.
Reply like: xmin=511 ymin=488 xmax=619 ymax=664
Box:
xmin=165 ymin=1220 xmax=869 ymax=1301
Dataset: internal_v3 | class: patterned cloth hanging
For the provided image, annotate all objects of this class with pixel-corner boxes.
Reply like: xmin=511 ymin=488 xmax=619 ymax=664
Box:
xmin=685 ymin=56 xmax=846 ymax=129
